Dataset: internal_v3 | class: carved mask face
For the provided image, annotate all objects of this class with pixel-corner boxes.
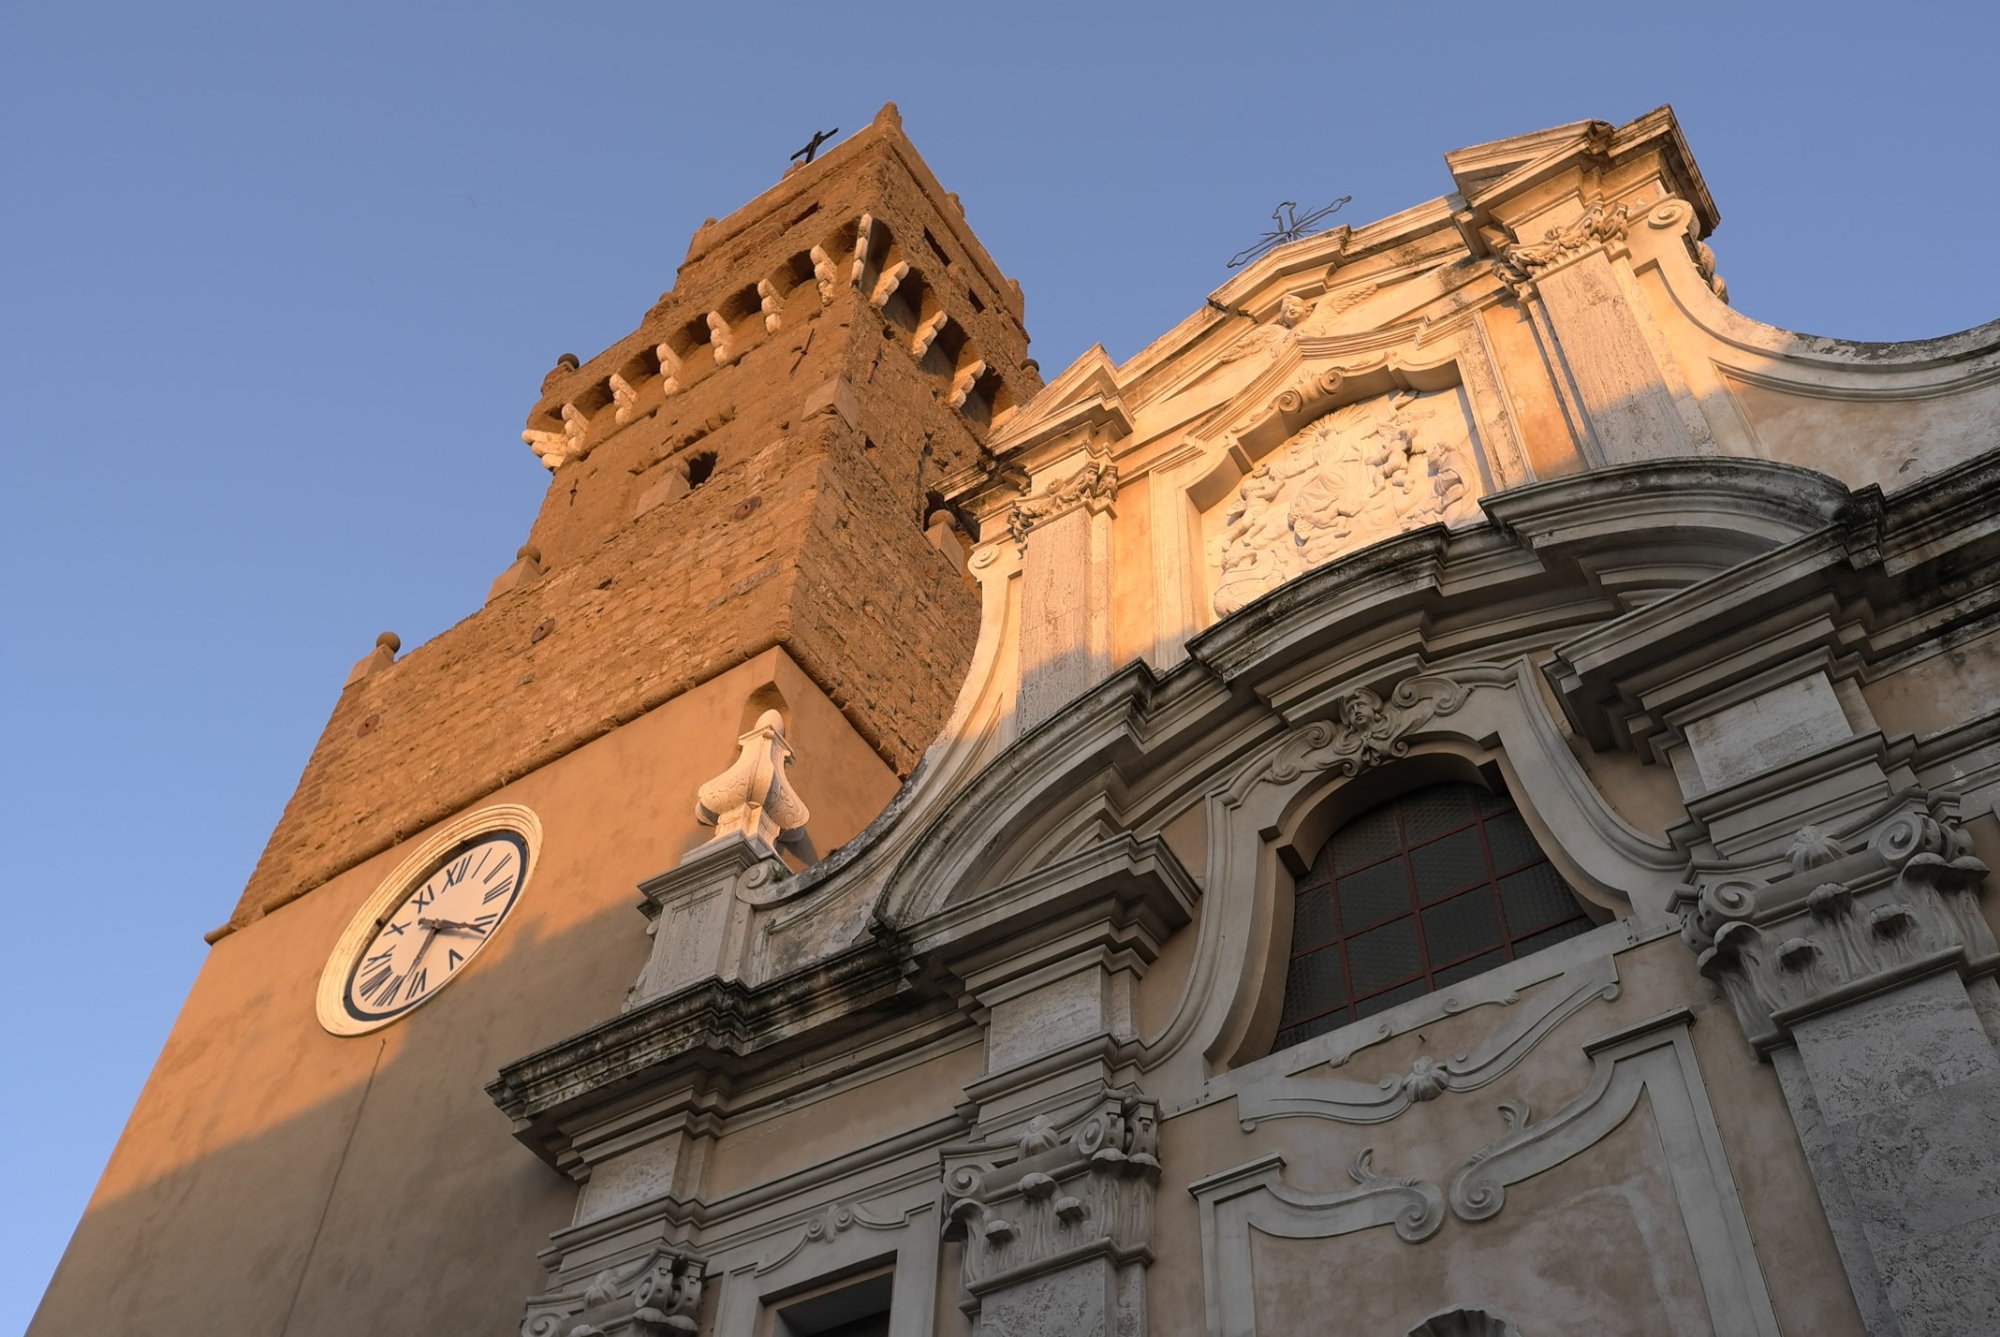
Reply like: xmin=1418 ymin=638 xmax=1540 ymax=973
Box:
xmin=1279 ymin=295 xmax=1309 ymax=327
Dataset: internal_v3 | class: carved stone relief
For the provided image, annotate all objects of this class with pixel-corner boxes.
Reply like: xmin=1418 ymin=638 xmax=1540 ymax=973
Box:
xmin=520 ymin=1246 xmax=704 ymax=1337
xmin=1207 ymin=390 xmax=1484 ymax=617
xmin=1264 ymin=678 xmax=1471 ymax=782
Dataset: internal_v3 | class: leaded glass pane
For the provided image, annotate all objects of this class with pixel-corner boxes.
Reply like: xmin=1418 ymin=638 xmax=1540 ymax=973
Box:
xmin=1401 ymin=784 xmax=1474 ymax=841
xmin=1421 ymin=889 xmax=1503 ymax=964
xmin=1409 ymin=826 xmax=1486 ymax=903
xmin=1335 ymin=860 xmax=1409 ymax=932
xmin=1292 ymin=884 xmax=1336 ymax=952
xmin=1346 ymin=918 xmax=1421 ymax=996
xmin=1275 ymin=781 xmax=1589 ymax=1054
xmin=1355 ymin=978 xmax=1431 ymax=1018
xmin=1332 ymin=805 xmax=1400 ymax=871
xmin=1498 ymin=863 xmax=1577 ymax=934
xmin=1283 ymin=943 xmax=1347 ymax=1022
xmin=1434 ymin=947 xmax=1509 ymax=988
xmin=1512 ymin=916 xmax=1592 ymax=957
xmin=1483 ymin=809 xmax=1542 ymax=875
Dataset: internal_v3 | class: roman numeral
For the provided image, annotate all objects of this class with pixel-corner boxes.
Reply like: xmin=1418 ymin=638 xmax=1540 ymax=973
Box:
xmin=362 ymin=948 xmax=395 ymax=970
xmin=471 ymin=913 xmax=498 ymax=935
xmin=383 ymin=919 xmax=408 ymax=937
xmin=402 ymin=968 xmax=428 ymax=1002
xmin=358 ymin=968 xmax=399 ymax=1004
xmin=446 ymin=949 xmax=465 ymax=971
xmin=482 ymin=875 xmax=515 ymax=905
xmin=470 ymin=847 xmax=494 ymax=882
xmin=442 ymin=855 xmax=472 ymax=889
xmin=412 ymin=886 xmax=435 ymax=912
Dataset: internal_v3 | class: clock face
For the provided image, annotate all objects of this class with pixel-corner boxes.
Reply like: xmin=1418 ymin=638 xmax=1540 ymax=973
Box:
xmin=340 ymin=830 xmax=529 ymax=1025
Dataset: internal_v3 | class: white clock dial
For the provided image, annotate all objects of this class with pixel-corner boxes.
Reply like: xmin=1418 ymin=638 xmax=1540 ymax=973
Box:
xmin=340 ymin=830 xmax=528 ymax=1025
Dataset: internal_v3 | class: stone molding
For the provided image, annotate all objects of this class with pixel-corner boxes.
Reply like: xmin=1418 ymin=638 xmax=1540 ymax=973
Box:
xmin=1189 ymin=1149 xmax=1442 ymax=1337
xmin=1207 ymin=390 xmax=1485 ymax=618
xmin=1190 ymin=1010 xmax=1782 ymax=1337
xmin=705 ymin=1192 xmax=941 ymax=1337
xmin=1228 ymin=953 xmax=1620 ymax=1128
xmin=1263 ymin=676 xmax=1471 ymax=780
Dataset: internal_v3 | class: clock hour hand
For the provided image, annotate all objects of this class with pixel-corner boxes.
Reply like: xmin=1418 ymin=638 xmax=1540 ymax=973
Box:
xmin=418 ymin=915 xmax=488 ymax=936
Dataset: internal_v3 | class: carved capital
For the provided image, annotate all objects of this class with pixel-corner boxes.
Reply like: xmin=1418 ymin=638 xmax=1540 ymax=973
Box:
xmin=942 ymin=1093 xmax=1161 ymax=1309
xmin=1004 ymin=454 xmax=1119 ymax=549
xmin=520 ymin=1247 xmax=703 ymax=1337
xmin=1499 ymin=200 xmax=1630 ymax=277
xmin=1678 ymin=807 xmax=1994 ymax=1050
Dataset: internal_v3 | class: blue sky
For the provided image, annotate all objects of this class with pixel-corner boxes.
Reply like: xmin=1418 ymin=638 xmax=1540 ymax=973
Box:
xmin=4 ymin=1 xmax=1995 ymax=1329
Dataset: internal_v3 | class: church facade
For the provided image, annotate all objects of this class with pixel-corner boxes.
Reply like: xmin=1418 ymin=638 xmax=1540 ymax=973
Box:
xmin=33 ymin=104 xmax=2000 ymax=1337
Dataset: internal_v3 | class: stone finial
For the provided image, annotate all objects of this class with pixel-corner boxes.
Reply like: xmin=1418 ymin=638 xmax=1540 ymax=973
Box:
xmin=485 ymin=544 xmax=545 ymax=604
xmin=874 ymin=101 xmax=902 ymax=130
xmin=343 ymin=631 xmax=400 ymax=688
xmin=694 ymin=710 xmax=810 ymax=850
xmin=705 ymin=312 xmax=733 ymax=365
xmin=757 ymin=278 xmax=783 ymax=333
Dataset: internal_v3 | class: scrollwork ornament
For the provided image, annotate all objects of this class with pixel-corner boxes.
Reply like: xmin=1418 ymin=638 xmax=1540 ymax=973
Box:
xmin=1263 ymin=675 xmax=1470 ymax=785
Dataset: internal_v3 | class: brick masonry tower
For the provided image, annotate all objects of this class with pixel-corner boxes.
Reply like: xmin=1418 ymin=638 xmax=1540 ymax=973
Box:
xmin=222 ymin=103 xmax=1039 ymax=934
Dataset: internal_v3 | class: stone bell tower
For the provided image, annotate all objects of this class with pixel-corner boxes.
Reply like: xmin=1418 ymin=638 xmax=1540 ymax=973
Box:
xmin=221 ymin=102 xmax=1040 ymax=934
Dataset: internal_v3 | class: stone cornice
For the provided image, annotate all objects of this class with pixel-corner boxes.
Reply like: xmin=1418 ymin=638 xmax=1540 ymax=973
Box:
xmin=1545 ymin=452 xmax=2000 ymax=755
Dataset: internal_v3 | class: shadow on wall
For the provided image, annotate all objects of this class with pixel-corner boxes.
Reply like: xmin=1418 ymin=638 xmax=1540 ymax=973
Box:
xmin=28 ymin=892 xmax=647 ymax=1337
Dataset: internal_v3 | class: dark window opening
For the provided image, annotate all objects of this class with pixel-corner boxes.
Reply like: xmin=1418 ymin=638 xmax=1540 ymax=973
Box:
xmin=1275 ymin=782 xmax=1591 ymax=1051
xmin=966 ymin=287 xmax=986 ymax=313
xmin=772 ymin=1270 xmax=892 ymax=1337
xmin=684 ymin=450 xmax=716 ymax=489
xmin=922 ymin=226 xmax=952 ymax=266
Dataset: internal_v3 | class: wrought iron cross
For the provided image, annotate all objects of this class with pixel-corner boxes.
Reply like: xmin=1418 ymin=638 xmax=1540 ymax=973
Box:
xmin=1226 ymin=197 xmax=1352 ymax=269
xmin=791 ymin=128 xmax=840 ymax=165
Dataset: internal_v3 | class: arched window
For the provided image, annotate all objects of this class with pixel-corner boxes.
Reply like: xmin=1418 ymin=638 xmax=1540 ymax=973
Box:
xmin=1277 ymin=782 xmax=1592 ymax=1050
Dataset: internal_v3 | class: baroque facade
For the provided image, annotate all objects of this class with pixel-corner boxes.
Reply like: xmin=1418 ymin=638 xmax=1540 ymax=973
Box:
xmin=33 ymin=105 xmax=2000 ymax=1337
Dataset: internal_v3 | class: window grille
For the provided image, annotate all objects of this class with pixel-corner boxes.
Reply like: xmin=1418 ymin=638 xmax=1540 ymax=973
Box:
xmin=1276 ymin=782 xmax=1591 ymax=1051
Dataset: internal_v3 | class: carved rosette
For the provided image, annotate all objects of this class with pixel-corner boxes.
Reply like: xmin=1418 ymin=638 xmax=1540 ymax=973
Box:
xmin=519 ymin=1247 xmax=704 ymax=1337
xmin=942 ymin=1094 xmax=1161 ymax=1310
xmin=1677 ymin=805 xmax=1995 ymax=1050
